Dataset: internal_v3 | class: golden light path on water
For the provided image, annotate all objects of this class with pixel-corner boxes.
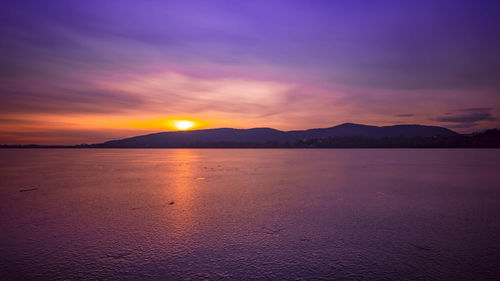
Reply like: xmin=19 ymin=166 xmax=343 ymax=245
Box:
xmin=1 ymin=149 xmax=500 ymax=279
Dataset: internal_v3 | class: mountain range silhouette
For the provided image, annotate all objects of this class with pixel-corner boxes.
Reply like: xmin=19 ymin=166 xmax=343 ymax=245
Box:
xmin=94 ymin=123 xmax=458 ymax=148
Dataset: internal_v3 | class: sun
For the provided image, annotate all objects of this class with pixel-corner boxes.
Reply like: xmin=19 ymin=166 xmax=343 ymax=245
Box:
xmin=173 ymin=120 xmax=195 ymax=130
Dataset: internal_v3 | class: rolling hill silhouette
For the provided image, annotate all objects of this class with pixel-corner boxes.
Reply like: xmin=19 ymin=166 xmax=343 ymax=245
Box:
xmin=93 ymin=123 xmax=457 ymax=148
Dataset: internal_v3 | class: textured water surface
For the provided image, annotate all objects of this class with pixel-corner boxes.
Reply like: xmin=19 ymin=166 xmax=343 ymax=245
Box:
xmin=1 ymin=149 xmax=500 ymax=280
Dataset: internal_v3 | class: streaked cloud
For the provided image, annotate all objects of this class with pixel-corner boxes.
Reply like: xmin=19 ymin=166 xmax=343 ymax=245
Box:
xmin=435 ymin=108 xmax=497 ymax=129
xmin=0 ymin=0 xmax=499 ymax=144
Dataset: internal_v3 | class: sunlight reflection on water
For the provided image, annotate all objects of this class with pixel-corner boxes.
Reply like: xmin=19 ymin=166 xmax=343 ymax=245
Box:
xmin=1 ymin=149 xmax=500 ymax=280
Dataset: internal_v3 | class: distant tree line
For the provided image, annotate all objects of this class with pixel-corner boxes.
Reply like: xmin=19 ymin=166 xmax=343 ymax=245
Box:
xmin=180 ymin=129 xmax=500 ymax=148
xmin=2 ymin=129 xmax=500 ymax=148
xmin=172 ymin=129 xmax=500 ymax=148
xmin=293 ymin=129 xmax=500 ymax=148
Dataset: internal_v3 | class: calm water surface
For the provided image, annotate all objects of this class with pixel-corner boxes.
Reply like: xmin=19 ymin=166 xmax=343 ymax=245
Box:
xmin=1 ymin=149 xmax=500 ymax=280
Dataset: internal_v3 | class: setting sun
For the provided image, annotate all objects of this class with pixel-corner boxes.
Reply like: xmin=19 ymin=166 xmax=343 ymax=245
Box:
xmin=173 ymin=120 xmax=195 ymax=130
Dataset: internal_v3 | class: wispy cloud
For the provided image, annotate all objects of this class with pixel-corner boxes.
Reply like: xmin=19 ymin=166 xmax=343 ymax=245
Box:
xmin=457 ymin=107 xmax=493 ymax=112
xmin=435 ymin=107 xmax=496 ymax=129
xmin=1 ymin=0 xmax=499 ymax=143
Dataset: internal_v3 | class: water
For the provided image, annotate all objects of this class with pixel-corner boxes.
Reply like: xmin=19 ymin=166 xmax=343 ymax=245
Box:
xmin=1 ymin=149 xmax=499 ymax=280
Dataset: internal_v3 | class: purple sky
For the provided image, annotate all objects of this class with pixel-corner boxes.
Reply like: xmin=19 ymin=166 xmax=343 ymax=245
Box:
xmin=1 ymin=0 xmax=499 ymax=144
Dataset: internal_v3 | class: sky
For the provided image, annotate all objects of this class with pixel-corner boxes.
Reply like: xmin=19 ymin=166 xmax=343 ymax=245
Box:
xmin=1 ymin=0 xmax=499 ymax=144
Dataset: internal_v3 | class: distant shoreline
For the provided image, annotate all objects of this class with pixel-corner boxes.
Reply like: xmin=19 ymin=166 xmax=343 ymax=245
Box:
xmin=2 ymin=147 xmax=500 ymax=149
xmin=3 ymin=126 xmax=499 ymax=149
